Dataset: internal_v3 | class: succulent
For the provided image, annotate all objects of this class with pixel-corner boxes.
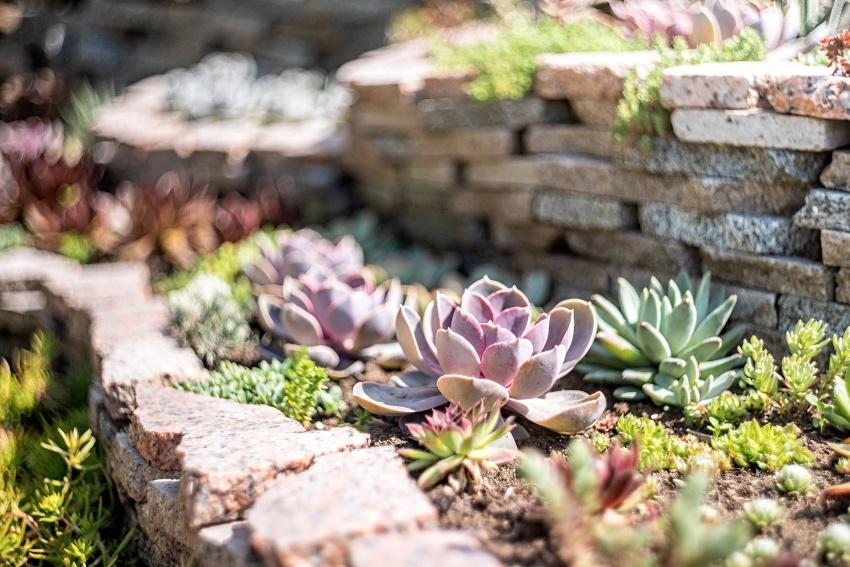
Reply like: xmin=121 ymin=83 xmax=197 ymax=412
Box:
xmin=582 ymin=272 xmax=745 ymax=407
xmin=806 ymin=325 xmax=850 ymax=431
xmin=819 ymin=29 xmax=850 ymax=76
xmin=353 ymin=276 xmax=606 ymax=437
xmin=245 ymin=228 xmax=364 ymax=295
xmin=711 ymin=420 xmax=812 ymax=470
xmin=257 ymin=268 xmax=402 ymax=366
xmin=610 ymin=0 xmax=802 ymax=50
xmin=742 ymin=498 xmax=785 ymax=530
xmin=837 ymin=456 xmax=850 ymax=475
xmin=398 ymin=401 xmax=517 ymax=490
xmin=774 ymin=464 xmax=813 ymax=497
xmin=726 ymin=537 xmax=782 ymax=567
xmin=213 ymin=189 xmax=286 ymax=245
xmin=820 ymin=523 xmax=850 ymax=566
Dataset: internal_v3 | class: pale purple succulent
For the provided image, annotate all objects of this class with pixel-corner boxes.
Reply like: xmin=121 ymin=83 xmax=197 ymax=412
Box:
xmin=245 ymin=228 xmax=364 ymax=295
xmin=257 ymin=268 xmax=402 ymax=359
xmin=353 ymin=277 xmax=606 ymax=436
xmin=610 ymin=0 xmax=801 ymax=50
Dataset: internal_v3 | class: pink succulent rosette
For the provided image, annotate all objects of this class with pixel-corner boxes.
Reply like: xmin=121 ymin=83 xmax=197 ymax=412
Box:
xmin=257 ymin=269 xmax=402 ymax=370
xmin=353 ymin=277 xmax=606 ymax=435
xmin=245 ymin=228 xmax=364 ymax=295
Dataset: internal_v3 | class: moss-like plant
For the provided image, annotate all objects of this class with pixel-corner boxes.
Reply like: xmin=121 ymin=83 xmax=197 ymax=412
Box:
xmin=57 ymin=232 xmax=98 ymax=264
xmin=176 ymin=350 xmax=338 ymax=424
xmin=711 ymin=420 xmax=812 ymax=471
xmin=616 ymin=414 xmax=729 ymax=474
xmin=433 ymin=16 xmax=645 ymax=103
xmin=613 ymin=29 xmax=766 ymax=149
xmin=0 ymin=332 xmax=57 ymax=428
xmin=683 ymin=390 xmax=767 ymax=434
xmin=775 ymin=464 xmax=813 ymax=497
xmin=0 ymin=223 xmax=29 ymax=252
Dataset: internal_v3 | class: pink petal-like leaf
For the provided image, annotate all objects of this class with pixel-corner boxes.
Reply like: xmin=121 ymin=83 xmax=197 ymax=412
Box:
xmin=257 ymin=295 xmax=288 ymax=338
xmin=480 ymin=338 xmax=534 ymax=387
xmin=555 ymin=299 xmax=598 ymax=374
xmin=493 ymin=306 xmax=532 ymax=337
xmin=522 ymin=312 xmax=550 ymax=354
xmin=432 ymin=292 xmax=456 ymax=335
xmin=487 ymin=286 xmax=530 ymax=311
xmin=507 ymin=345 xmax=566 ymax=400
xmin=352 ymin=304 xmax=395 ymax=352
xmin=435 ymin=328 xmax=481 ymax=377
xmin=281 ymin=303 xmax=323 ymax=346
xmin=466 ymin=275 xmax=506 ymax=297
xmin=460 ymin=290 xmax=495 ymax=323
xmin=482 ymin=322 xmax=515 ymax=350
xmin=352 ymin=382 xmax=446 ymax=416
xmin=450 ymin=308 xmax=485 ymax=354
xmin=505 ymin=390 xmax=606 ymax=435
xmin=396 ymin=306 xmax=441 ymax=376
xmin=543 ymin=307 xmax=574 ymax=351
xmin=436 ymin=374 xmax=510 ymax=410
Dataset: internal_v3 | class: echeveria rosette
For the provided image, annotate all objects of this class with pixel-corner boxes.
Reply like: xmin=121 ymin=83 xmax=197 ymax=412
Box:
xmin=257 ymin=269 xmax=402 ymax=371
xmin=353 ymin=277 xmax=606 ymax=435
xmin=245 ymin=228 xmax=364 ymax=295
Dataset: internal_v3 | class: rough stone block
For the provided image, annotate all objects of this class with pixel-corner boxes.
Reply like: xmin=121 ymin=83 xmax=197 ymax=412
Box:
xmin=197 ymin=521 xmax=262 ymax=567
xmin=671 ymin=108 xmax=850 ymax=151
xmin=794 ymin=189 xmax=850 ymax=232
xmin=570 ymin=98 xmax=618 ymax=128
xmin=533 ymin=191 xmax=637 ymax=230
xmin=465 ymin=157 xmax=548 ymax=189
xmin=107 ymin=432 xmax=175 ymax=503
xmin=514 ymin=253 xmax=609 ymax=293
xmin=418 ymin=97 xmax=545 ymax=130
xmin=565 ymin=230 xmax=699 ymax=274
xmin=0 ymin=248 xmax=79 ymax=291
xmin=838 ymin=268 xmax=850 ymax=304
xmin=490 ymin=221 xmax=561 ymax=252
xmin=129 ymin=386 xmax=305 ymax=472
xmin=349 ymin=530 xmax=503 ymax=567
xmin=0 ymin=290 xmax=50 ymax=336
xmin=100 ymin=335 xmax=206 ymax=420
xmin=524 ymin=124 xmax=614 ymax=158
xmin=702 ymin=247 xmax=834 ymax=301
xmin=419 ymin=69 xmax=477 ymax=99
xmin=778 ymin=294 xmax=850 ymax=332
xmin=450 ymin=189 xmax=532 ymax=224
xmin=350 ymin=103 xmax=419 ymax=132
xmin=538 ymin=155 xmax=807 ymax=214
xmin=410 ymin=128 xmax=515 ymax=158
xmin=247 ymin=447 xmax=437 ymax=566
xmin=640 ymin=202 xmax=818 ymax=257
xmin=712 ymin=282 xmax=778 ymax=328
xmin=821 ymin=149 xmax=850 ymax=190
xmin=613 ymin=137 xmax=826 ymax=183
xmin=535 ymin=51 xmax=657 ymax=100
xmin=401 ymin=160 xmax=456 ymax=186
xmin=763 ymin=71 xmax=850 ymax=121
xmin=661 ymin=61 xmax=765 ymax=110
xmin=137 ymin=479 xmax=189 ymax=547
xmin=181 ymin=427 xmax=370 ymax=528
xmin=822 ymin=230 xmax=850 ymax=267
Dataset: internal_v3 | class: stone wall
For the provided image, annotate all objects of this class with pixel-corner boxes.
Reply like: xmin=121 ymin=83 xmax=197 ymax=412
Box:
xmin=340 ymin=44 xmax=850 ymax=351
xmin=2 ymin=0 xmax=414 ymax=87
xmin=0 ymin=247 xmax=503 ymax=567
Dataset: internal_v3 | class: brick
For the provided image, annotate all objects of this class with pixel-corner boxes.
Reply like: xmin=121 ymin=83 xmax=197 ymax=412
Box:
xmin=465 ymin=157 xmax=547 ymax=189
xmin=181 ymin=427 xmax=370 ymax=528
xmin=838 ymin=268 xmax=850 ymax=304
xmin=524 ymin=124 xmax=614 ymax=158
xmin=247 ymin=447 xmax=437 ymax=567
xmin=418 ymin=97 xmax=545 ymax=130
xmin=570 ymin=98 xmax=618 ymax=128
xmin=537 ymin=155 xmax=806 ymax=214
xmin=533 ymin=191 xmax=637 ymax=230
xmin=793 ymin=189 xmax=850 ymax=232
xmin=778 ymin=295 xmax=850 ymax=333
xmin=565 ymin=230 xmax=699 ymax=274
xmin=535 ymin=51 xmax=657 ymax=100
xmin=712 ymin=282 xmax=778 ymax=328
xmin=197 ymin=521 xmax=262 ymax=567
xmin=129 ymin=386 xmax=305 ymax=472
xmin=107 ymin=432 xmax=175 ymax=502
xmin=822 ymin=230 xmax=850 ymax=267
xmin=450 ymin=189 xmax=532 ymax=224
xmin=702 ymin=247 xmax=834 ymax=301
xmin=640 ymin=202 xmax=818 ymax=257
xmin=410 ymin=128 xmax=515 ymax=158
xmin=349 ymin=530 xmax=503 ymax=567
xmin=660 ymin=61 xmax=767 ymax=110
xmin=100 ymin=335 xmax=206 ymax=420
xmin=671 ymin=108 xmax=850 ymax=151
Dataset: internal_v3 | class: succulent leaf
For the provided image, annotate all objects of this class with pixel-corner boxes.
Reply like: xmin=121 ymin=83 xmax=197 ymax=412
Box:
xmin=637 ymin=322 xmax=672 ymax=363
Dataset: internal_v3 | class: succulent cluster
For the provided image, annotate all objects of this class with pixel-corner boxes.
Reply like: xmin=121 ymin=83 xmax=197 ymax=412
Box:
xmin=399 ymin=401 xmax=516 ymax=490
xmin=711 ymin=420 xmax=812 ymax=471
xmin=820 ymin=523 xmax=850 ymax=566
xmin=742 ymin=498 xmax=785 ymax=530
xmin=810 ymin=326 xmax=850 ymax=432
xmin=354 ymin=276 xmax=606 ymax=437
xmin=164 ymin=53 xmax=352 ymax=123
xmin=582 ymin=273 xmax=744 ymax=408
xmin=610 ymin=0 xmax=801 ymax=50
xmin=774 ymin=464 xmax=813 ymax=497
xmin=819 ymin=29 xmax=850 ymax=76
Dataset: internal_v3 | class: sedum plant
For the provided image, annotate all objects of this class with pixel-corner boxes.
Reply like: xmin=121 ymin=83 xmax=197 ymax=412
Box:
xmin=741 ymin=498 xmax=785 ymax=530
xmin=582 ymin=272 xmax=745 ymax=408
xmin=175 ymin=349 xmax=336 ymax=424
xmin=820 ymin=523 xmax=850 ymax=566
xmin=711 ymin=419 xmax=812 ymax=471
xmin=169 ymin=274 xmax=256 ymax=368
xmin=774 ymin=464 xmax=813 ymax=497
xmin=808 ymin=326 xmax=850 ymax=432
xmin=354 ymin=276 xmax=606 ymax=439
xmin=399 ymin=401 xmax=516 ymax=491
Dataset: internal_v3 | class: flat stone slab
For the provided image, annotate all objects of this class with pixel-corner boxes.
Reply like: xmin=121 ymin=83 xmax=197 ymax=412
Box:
xmin=0 ymin=247 xmax=79 ymax=291
xmin=409 ymin=128 xmax=515 ymax=158
xmin=524 ymin=124 xmax=614 ymax=158
xmin=778 ymin=295 xmax=850 ymax=333
xmin=535 ymin=50 xmax=657 ymax=100
xmin=640 ymin=202 xmax=818 ymax=257
xmin=671 ymin=108 xmax=850 ymax=151
xmin=538 ymin=155 xmax=807 ymax=214
xmin=417 ymin=97 xmax=547 ymax=131
xmin=533 ymin=191 xmax=638 ymax=230
xmin=821 ymin=149 xmax=850 ymax=190
xmin=837 ymin=268 xmax=850 ymax=304
xmin=702 ymin=247 xmax=834 ymax=301
xmin=661 ymin=61 xmax=767 ymax=110
xmin=129 ymin=386 xmax=305 ymax=471
xmin=565 ymin=229 xmax=699 ymax=275
xmin=491 ymin=221 xmax=561 ymax=252
xmin=107 ymin=432 xmax=175 ymax=503
xmin=570 ymin=98 xmax=618 ymax=128
xmin=349 ymin=530 xmax=503 ymax=567
xmin=450 ymin=189 xmax=533 ymax=224
xmin=247 ymin=446 xmax=437 ymax=566
xmin=466 ymin=157 xmax=549 ymax=189
xmin=794 ymin=189 xmax=850 ymax=232
xmin=764 ymin=70 xmax=850 ymax=121
xmin=181 ymin=427 xmax=370 ymax=528
xmin=137 ymin=479 xmax=189 ymax=547
xmin=197 ymin=522 xmax=262 ymax=567
xmin=514 ymin=252 xmax=610 ymax=294
xmin=822 ymin=230 xmax=850 ymax=267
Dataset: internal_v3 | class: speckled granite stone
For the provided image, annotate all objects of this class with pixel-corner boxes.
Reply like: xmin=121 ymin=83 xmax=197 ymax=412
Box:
xmin=613 ymin=137 xmax=826 ymax=183
xmin=660 ymin=61 xmax=764 ymax=109
xmin=349 ymin=530 xmax=504 ymax=567
xmin=417 ymin=97 xmax=548 ymax=130
xmin=822 ymin=230 xmax=850 ymax=267
xmin=100 ymin=335 xmax=207 ymax=420
xmin=181 ymin=427 xmax=370 ymax=528
xmin=525 ymin=124 xmax=614 ymax=158
xmin=702 ymin=248 xmax=834 ymax=301
xmin=764 ymin=72 xmax=850 ymax=121
xmin=778 ymin=295 xmax=850 ymax=332
xmin=570 ymin=98 xmax=618 ymax=128
xmin=640 ymin=203 xmax=819 ymax=257
xmin=197 ymin=522 xmax=262 ymax=567
xmin=129 ymin=386 xmax=304 ymax=471
xmin=794 ymin=189 xmax=850 ymax=232
xmin=533 ymin=191 xmax=637 ymax=230
xmin=821 ymin=149 xmax=850 ymax=190
xmin=247 ymin=446 xmax=438 ymax=567
xmin=137 ymin=479 xmax=188 ymax=547
xmin=535 ymin=51 xmax=657 ymax=100
xmin=565 ymin=230 xmax=699 ymax=274
xmin=108 ymin=432 xmax=175 ymax=503
xmin=409 ymin=128 xmax=515 ymax=158
xmin=466 ymin=157 xmax=549 ymax=190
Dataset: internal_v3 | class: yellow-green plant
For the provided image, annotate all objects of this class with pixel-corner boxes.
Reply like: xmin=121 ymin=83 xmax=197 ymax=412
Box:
xmin=810 ymin=326 xmax=850 ymax=432
xmin=711 ymin=420 xmax=812 ymax=470
xmin=0 ymin=332 xmax=57 ymax=428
